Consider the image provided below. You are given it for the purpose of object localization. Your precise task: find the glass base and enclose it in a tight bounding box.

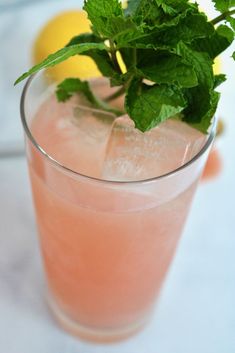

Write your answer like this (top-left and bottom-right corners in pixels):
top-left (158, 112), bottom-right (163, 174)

top-left (47, 294), bottom-right (151, 343)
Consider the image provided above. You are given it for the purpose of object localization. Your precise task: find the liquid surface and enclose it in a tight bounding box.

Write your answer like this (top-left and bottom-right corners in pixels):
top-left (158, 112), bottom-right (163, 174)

top-left (31, 93), bottom-right (206, 181)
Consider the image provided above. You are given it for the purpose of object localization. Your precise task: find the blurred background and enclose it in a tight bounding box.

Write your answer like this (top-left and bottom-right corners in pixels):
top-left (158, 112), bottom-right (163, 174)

top-left (0, 0), bottom-right (234, 352)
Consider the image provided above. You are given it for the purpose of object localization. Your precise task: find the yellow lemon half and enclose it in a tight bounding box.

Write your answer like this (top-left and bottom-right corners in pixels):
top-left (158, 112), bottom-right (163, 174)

top-left (33, 10), bottom-right (101, 81)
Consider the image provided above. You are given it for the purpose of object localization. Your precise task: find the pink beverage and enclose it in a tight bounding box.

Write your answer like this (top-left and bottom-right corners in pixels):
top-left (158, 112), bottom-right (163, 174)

top-left (22, 75), bottom-right (214, 341)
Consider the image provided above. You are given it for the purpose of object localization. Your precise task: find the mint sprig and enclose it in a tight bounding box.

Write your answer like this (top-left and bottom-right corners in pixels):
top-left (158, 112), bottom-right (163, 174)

top-left (15, 0), bottom-right (235, 133)
top-left (56, 78), bottom-right (123, 116)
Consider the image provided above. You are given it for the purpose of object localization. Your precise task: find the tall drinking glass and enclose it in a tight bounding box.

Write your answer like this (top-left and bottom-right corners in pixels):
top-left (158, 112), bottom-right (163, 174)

top-left (20, 72), bottom-right (215, 342)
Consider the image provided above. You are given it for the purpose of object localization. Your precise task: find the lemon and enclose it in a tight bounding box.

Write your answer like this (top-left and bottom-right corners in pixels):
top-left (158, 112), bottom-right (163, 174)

top-left (33, 10), bottom-right (101, 81)
top-left (214, 58), bottom-right (221, 74)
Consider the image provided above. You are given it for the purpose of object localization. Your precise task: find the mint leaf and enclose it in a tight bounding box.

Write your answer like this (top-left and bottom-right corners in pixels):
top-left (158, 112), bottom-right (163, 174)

top-left (155, 0), bottom-right (192, 16)
top-left (156, 0), bottom-right (177, 16)
top-left (125, 80), bottom-right (186, 132)
top-left (131, 0), bottom-right (195, 26)
top-left (84, 0), bottom-right (139, 44)
top-left (137, 52), bottom-right (198, 88)
top-left (56, 78), bottom-right (123, 116)
top-left (128, 0), bottom-right (164, 25)
top-left (183, 86), bottom-right (210, 130)
top-left (15, 43), bottom-right (107, 85)
top-left (214, 74), bottom-right (227, 88)
top-left (233, 51), bottom-right (235, 59)
top-left (67, 33), bottom-right (103, 46)
top-left (176, 42), bottom-right (214, 89)
top-left (217, 24), bottom-right (234, 41)
top-left (110, 17), bottom-right (138, 40)
top-left (84, 0), bottom-right (123, 20)
top-left (227, 15), bottom-right (235, 30)
top-left (56, 78), bottom-right (95, 102)
top-left (212, 0), bottom-right (235, 12)
top-left (83, 0), bottom-right (124, 37)
top-left (192, 24), bottom-right (234, 59)
top-left (185, 90), bottom-right (220, 133)
top-left (176, 42), bottom-right (216, 132)
top-left (158, 13), bottom-right (214, 46)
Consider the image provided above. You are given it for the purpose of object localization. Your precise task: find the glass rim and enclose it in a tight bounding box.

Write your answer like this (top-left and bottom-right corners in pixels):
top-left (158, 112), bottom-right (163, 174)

top-left (20, 73), bottom-right (216, 186)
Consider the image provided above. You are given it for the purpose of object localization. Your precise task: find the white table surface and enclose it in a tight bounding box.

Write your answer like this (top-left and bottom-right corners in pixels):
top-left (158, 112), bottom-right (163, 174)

top-left (0, 1), bottom-right (235, 352)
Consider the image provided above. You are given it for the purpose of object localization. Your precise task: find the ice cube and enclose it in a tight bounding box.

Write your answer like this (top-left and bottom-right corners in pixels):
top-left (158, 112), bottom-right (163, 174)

top-left (59, 105), bottom-right (116, 178)
top-left (32, 95), bottom-right (116, 178)
top-left (102, 116), bottom-right (207, 181)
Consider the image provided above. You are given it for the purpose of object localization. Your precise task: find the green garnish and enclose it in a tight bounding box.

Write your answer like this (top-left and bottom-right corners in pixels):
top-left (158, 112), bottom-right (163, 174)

top-left (56, 78), bottom-right (123, 116)
top-left (15, 0), bottom-right (235, 133)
